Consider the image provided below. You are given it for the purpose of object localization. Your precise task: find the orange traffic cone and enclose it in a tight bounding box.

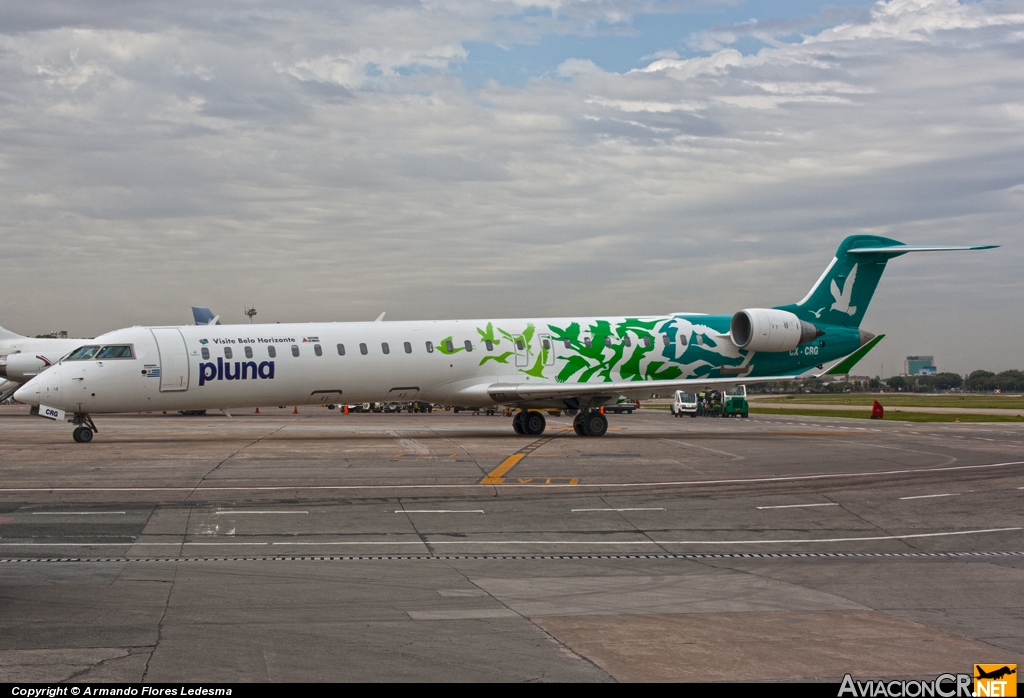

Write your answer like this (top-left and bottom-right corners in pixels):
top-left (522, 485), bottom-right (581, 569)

top-left (343, 405), bottom-right (349, 414)
top-left (293, 406), bottom-right (298, 414)
top-left (255, 407), bottom-right (260, 414)
top-left (600, 406), bottom-right (605, 415)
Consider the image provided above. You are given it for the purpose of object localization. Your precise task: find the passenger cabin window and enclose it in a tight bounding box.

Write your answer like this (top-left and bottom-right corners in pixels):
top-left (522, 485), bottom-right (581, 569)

top-left (291, 344), bottom-right (300, 357)
top-left (445, 340), bottom-right (454, 353)
top-left (66, 346), bottom-right (100, 360)
top-left (563, 339), bottom-right (572, 349)
top-left (662, 335), bottom-right (671, 347)
top-left (542, 338), bottom-right (551, 350)
top-left (314, 343), bottom-right (322, 357)
top-left (404, 342), bottom-right (412, 354)
top-left (583, 338), bottom-right (592, 349)
top-left (268, 345), bottom-right (277, 358)
top-left (642, 336), bottom-right (652, 348)
top-left (464, 340), bottom-right (472, 352)
top-left (695, 335), bottom-right (703, 346)
top-left (360, 343), bottom-right (368, 355)
top-left (623, 337), bottom-right (631, 348)
top-left (337, 343), bottom-right (345, 356)
top-left (425, 341), bottom-right (434, 353)
top-left (382, 342), bottom-right (390, 355)
top-left (680, 335), bottom-right (688, 345)
top-left (201, 347), bottom-right (210, 360)
top-left (604, 337), bottom-right (612, 348)
top-left (95, 345), bottom-right (133, 359)
top-left (244, 346), bottom-right (253, 359)
top-left (484, 340), bottom-right (494, 351)
top-left (224, 347), bottom-right (233, 360)
top-left (516, 339), bottom-right (525, 351)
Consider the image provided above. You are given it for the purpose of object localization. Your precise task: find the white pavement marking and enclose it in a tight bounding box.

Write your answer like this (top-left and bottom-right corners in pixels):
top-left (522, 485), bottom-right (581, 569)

top-left (399, 510), bottom-right (484, 514)
top-left (571, 508), bottom-right (665, 512)
top-left (1, 527), bottom-right (1018, 548)
top-left (214, 511), bottom-right (309, 515)
top-left (899, 494), bottom-right (959, 500)
top-left (756, 503), bottom-right (839, 510)
top-left (2, 460), bottom-right (1021, 492)
top-left (31, 512), bottom-right (126, 516)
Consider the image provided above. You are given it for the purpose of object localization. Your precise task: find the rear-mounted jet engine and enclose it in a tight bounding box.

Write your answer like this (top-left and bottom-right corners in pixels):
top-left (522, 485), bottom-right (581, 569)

top-left (730, 309), bottom-right (821, 353)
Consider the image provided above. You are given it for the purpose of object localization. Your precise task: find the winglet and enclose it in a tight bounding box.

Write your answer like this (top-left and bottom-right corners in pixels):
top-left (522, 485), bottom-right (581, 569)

top-left (375, 312), bottom-right (386, 322)
top-left (826, 333), bottom-right (885, 375)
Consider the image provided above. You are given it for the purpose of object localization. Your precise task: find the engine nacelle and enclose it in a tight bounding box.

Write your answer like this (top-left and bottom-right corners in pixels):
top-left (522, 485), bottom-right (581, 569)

top-left (0, 353), bottom-right (53, 382)
top-left (730, 309), bottom-right (819, 353)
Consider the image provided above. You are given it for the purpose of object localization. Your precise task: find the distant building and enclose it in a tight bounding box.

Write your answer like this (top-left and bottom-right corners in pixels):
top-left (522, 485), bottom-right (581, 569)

top-left (905, 356), bottom-right (937, 376)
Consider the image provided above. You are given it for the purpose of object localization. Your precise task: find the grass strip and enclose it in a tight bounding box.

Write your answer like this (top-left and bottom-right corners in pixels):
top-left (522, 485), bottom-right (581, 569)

top-left (749, 407), bottom-right (1024, 423)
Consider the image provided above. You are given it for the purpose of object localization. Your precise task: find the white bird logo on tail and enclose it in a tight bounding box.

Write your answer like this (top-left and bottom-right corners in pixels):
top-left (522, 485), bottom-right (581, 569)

top-left (830, 263), bottom-right (858, 316)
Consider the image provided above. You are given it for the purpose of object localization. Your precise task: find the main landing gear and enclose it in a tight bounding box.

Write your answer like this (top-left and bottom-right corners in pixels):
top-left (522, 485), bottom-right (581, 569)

top-left (573, 410), bottom-right (608, 437)
top-left (71, 413), bottom-right (98, 443)
top-left (512, 409), bottom-right (547, 436)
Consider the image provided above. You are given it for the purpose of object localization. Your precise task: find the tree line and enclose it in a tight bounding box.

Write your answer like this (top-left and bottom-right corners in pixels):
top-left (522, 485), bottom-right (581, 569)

top-left (753, 370), bottom-right (1024, 394)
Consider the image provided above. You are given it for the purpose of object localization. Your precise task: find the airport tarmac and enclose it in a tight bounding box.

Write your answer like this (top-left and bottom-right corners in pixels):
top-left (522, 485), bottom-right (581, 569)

top-left (1, 404), bottom-right (1022, 682)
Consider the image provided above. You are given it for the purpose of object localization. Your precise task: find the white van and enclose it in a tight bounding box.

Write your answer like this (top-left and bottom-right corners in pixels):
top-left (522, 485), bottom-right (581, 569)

top-left (671, 391), bottom-right (699, 417)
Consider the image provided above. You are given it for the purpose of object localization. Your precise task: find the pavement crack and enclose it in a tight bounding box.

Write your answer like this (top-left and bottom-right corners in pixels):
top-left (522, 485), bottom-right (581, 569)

top-left (141, 569), bottom-right (177, 682)
top-left (185, 419), bottom-right (298, 500)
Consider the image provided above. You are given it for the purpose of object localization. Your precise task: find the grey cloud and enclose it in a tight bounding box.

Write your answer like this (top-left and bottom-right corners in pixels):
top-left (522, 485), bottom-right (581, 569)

top-left (0, 0), bottom-right (1021, 376)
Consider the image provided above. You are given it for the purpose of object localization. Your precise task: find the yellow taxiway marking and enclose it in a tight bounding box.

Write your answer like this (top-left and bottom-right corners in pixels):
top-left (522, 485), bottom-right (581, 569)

top-left (480, 453), bottom-right (525, 484)
top-left (481, 430), bottom-right (574, 485)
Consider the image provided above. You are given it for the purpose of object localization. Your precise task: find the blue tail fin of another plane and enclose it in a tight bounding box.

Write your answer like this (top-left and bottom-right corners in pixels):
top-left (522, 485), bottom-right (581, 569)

top-left (191, 307), bottom-right (221, 325)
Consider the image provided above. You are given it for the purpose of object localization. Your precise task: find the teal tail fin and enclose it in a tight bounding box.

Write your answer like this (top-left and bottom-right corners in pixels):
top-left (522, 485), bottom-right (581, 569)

top-left (777, 235), bottom-right (997, 328)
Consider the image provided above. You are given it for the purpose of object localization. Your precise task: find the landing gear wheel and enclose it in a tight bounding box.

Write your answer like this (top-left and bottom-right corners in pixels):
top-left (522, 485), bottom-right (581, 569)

top-left (523, 411), bottom-right (546, 436)
top-left (512, 411), bottom-right (525, 434)
top-left (582, 411), bottom-right (608, 437)
top-left (73, 426), bottom-right (93, 443)
top-left (573, 413), bottom-right (586, 436)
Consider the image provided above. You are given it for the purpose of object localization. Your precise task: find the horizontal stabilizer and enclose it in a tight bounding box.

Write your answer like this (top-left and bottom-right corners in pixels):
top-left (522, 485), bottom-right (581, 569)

top-left (848, 245), bottom-right (998, 255)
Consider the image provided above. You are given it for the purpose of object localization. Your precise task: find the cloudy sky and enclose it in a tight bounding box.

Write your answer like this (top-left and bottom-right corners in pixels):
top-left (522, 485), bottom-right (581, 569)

top-left (1, 0), bottom-right (1021, 376)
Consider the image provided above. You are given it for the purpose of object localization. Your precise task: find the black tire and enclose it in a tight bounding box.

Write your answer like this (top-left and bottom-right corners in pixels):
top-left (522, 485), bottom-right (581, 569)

top-left (76, 427), bottom-right (93, 443)
top-left (690, 412), bottom-right (697, 418)
top-left (523, 411), bottom-right (546, 436)
top-left (583, 412), bottom-right (608, 437)
top-left (741, 413), bottom-right (748, 418)
top-left (72, 427), bottom-right (82, 443)
top-left (573, 414), bottom-right (586, 436)
top-left (512, 411), bottom-right (525, 435)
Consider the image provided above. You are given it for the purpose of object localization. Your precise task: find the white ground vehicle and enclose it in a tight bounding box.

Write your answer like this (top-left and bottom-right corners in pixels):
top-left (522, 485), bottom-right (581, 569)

top-left (671, 391), bottom-right (699, 418)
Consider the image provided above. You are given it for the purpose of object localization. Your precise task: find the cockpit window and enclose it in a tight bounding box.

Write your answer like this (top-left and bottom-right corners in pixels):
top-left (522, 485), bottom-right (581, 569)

top-left (65, 345), bottom-right (134, 361)
top-left (96, 345), bottom-right (134, 359)
top-left (65, 346), bottom-right (100, 360)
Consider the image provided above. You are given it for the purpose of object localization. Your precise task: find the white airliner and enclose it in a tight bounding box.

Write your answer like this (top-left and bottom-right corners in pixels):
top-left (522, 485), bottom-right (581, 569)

top-left (13, 235), bottom-right (995, 442)
top-left (0, 306), bottom-right (221, 403)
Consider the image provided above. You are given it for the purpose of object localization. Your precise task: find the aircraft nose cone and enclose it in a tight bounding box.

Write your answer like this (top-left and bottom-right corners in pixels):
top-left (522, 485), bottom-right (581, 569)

top-left (14, 366), bottom-right (62, 406)
top-left (13, 380), bottom-right (39, 405)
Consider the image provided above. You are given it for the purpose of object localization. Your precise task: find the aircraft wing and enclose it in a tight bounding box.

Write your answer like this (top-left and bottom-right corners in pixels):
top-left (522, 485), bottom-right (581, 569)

top-left (485, 374), bottom-right (807, 403)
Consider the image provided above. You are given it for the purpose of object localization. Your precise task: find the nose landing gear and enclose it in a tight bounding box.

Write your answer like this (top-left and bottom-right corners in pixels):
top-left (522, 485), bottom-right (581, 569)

top-left (71, 413), bottom-right (98, 443)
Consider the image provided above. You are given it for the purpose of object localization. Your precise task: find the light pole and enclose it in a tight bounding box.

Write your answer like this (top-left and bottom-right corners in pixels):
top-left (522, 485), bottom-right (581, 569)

top-left (244, 307), bottom-right (257, 324)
